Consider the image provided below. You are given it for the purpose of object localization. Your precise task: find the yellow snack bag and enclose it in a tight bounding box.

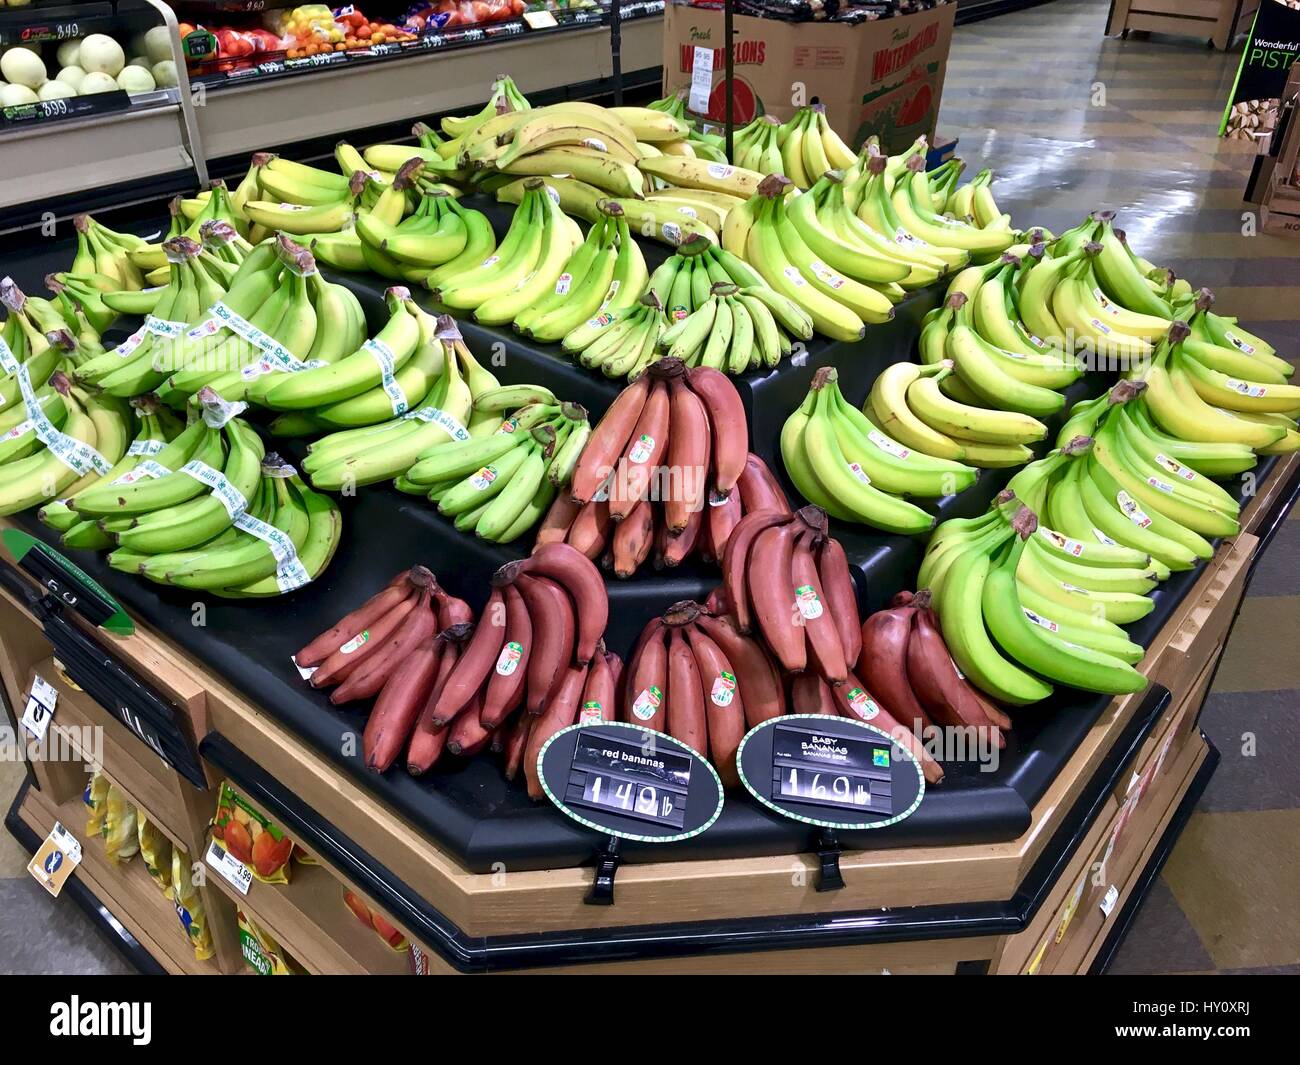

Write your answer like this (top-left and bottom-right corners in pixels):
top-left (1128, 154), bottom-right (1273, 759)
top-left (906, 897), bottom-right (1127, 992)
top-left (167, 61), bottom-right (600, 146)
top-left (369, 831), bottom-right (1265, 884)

top-left (137, 814), bottom-right (173, 898)
top-left (171, 847), bottom-right (214, 962)
top-left (237, 909), bottom-right (302, 975)
top-left (83, 771), bottom-right (110, 837)
top-left (102, 783), bottom-right (139, 865)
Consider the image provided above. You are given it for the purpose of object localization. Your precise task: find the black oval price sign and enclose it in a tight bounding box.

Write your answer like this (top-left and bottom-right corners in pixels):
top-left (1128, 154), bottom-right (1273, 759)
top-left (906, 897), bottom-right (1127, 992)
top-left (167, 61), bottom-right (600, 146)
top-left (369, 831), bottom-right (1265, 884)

top-left (737, 715), bottom-right (925, 831)
top-left (537, 722), bottom-right (724, 843)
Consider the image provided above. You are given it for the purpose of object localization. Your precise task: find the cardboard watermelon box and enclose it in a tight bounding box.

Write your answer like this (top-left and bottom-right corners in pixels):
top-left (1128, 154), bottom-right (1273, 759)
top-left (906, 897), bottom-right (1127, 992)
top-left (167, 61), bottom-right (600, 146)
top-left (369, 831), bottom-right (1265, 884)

top-left (661, 2), bottom-right (957, 155)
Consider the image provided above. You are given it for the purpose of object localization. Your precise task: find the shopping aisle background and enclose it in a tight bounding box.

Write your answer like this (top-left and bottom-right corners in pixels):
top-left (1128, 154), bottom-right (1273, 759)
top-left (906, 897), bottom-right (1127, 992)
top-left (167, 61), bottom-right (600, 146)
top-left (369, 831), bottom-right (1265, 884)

top-left (933, 0), bottom-right (1300, 975)
top-left (0, 0), bottom-right (1296, 974)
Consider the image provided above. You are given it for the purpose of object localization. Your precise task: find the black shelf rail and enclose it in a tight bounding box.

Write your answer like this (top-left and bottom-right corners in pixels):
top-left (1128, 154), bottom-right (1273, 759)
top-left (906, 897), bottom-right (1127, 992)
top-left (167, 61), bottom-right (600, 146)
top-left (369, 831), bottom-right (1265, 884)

top-left (198, 681), bottom-right (1179, 973)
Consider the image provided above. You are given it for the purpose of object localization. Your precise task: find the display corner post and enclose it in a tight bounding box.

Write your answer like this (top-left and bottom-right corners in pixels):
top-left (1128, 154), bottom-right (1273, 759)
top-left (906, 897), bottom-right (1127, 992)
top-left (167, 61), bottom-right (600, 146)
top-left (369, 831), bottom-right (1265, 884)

top-left (610, 1), bottom-right (624, 107)
top-left (725, 0), bottom-right (735, 159)
top-left (585, 834), bottom-right (623, 905)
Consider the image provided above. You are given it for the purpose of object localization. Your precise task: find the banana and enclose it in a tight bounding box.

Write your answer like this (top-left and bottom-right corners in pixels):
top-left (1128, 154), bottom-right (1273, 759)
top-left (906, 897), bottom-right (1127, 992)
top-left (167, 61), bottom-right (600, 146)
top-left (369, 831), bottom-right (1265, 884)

top-left (890, 158), bottom-right (1014, 255)
top-left (1091, 418), bottom-right (1238, 538)
top-left (1091, 215), bottom-right (1174, 321)
top-left (1174, 347), bottom-right (1300, 415)
top-left (1024, 535), bottom-right (1159, 594)
top-left (786, 174), bottom-right (910, 284)
top-left (781, 374), bottom-right (937, 534)
top-left (1111, 404), bottom-right (1242, 514)
top-left (260, 287), bottom-right (420, 410)
top-left (607, 106), bottom-right (689, 143)
top-left (746, 184), bottom-right (865, 341)
top-left (1084, 449), bottom-right (1213, 562)
top-left (985, 527), bottom-right (1147, 694)
top-left (222, 479), bottom-right (341, 597)
top-left (771, 199), bottom-right (895, 324)
top-left (946, 322), bottom-right (1065, 417)
top-left (243, 184), bottom-right (357, 234)
top-left (431, 187), bottom-right (543, 309)
top-left (906, 362), bottom-right (1048, 445)
top-left (1143, 352), bottom-right (1285, 449)
top-left (474, 185), bottom-right (571, 326)
top-left (0, 384), bottom-right (104, 515)
top-left (935, 530), bottom-right (1055, 705)
top-left (638, 156), bottom-right (768, 198)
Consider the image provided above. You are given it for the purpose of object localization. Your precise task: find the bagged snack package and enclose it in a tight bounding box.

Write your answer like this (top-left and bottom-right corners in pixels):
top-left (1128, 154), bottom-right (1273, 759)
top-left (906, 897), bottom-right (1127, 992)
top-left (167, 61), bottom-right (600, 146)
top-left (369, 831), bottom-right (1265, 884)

top-left (172, 847), bottom-right (215, 962)
top-left (343, 890), bottom-right (408, 952)
top-left (238, 909), bottom-right (303, 975)
top-left (83, 771), bottom-right (110, 837)
top-left (137, 814), bottom-right (174, 898)
top-left (102, 783), bottom-right (139, 865)
top-left (211, 782), bottom-right (294, 884)
top-left (292, 847), bottom-right (319, 867)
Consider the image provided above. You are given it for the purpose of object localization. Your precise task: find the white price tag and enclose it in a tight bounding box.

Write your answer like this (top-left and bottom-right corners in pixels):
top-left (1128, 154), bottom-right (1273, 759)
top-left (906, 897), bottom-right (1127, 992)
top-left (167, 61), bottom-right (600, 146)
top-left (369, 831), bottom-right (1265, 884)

top-left (290, 655), bottom-right (317, 681)
top-left (28, 821), bottom-right (82, 897)
top-left (523, 8), bottom-right (558, 28)
top-left (205, 838), bottom-right (252, 896)
top-left (1099, 884), bottom-right (1119, 917)
top-left (688, 46), bottom-right (714, 114)
top-left (20, 675), bottom-right (59, 741)
top-left (402, 405), bottom-right (470, 441)
top-left (180, 459), bottom-right (248, 519)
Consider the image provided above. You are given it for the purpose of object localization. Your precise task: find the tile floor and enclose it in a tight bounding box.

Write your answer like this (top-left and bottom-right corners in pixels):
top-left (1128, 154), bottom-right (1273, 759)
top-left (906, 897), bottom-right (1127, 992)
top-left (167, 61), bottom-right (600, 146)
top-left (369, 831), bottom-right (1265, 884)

top-left (0, 0), bottom-right (1295, 974)
top-left (936, 0), bottom-right (1299, 976)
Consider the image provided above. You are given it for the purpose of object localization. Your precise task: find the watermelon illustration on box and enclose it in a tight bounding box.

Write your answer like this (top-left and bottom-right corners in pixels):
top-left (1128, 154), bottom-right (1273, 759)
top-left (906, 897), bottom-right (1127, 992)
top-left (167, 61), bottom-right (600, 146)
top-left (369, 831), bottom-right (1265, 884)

top-left (856, 62), bottom-right (942, 155)
top-left (705, 75), bottom-right (763, 126)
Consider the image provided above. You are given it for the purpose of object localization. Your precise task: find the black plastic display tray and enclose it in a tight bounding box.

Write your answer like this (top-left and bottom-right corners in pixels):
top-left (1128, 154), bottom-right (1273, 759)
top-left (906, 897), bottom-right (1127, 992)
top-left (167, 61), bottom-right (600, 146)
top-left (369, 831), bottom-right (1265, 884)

top-left (1, 202), bottom-right (1292, 875)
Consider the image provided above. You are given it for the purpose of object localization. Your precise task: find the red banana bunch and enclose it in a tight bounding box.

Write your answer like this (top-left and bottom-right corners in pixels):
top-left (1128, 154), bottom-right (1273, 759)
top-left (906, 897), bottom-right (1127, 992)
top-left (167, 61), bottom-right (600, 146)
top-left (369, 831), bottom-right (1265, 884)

top-left (539, 360), bottom-right (762, 577)
top-left (624, 600), bottom-right (786, 786)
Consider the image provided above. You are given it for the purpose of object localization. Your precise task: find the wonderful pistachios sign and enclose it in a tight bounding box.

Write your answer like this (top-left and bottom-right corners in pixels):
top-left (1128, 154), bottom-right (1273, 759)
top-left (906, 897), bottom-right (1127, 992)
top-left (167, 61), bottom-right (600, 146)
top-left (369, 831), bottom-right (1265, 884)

top-left (1220, 2), bottom-right (1300, 138)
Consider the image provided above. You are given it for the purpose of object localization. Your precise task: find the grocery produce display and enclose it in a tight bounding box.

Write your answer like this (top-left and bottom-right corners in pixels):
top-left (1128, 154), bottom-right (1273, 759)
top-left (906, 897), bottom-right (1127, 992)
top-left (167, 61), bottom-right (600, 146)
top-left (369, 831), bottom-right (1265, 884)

top-left (0, 29), bottom-right (177, 105)
top-left (0, 69), bottom-right (1293, 854)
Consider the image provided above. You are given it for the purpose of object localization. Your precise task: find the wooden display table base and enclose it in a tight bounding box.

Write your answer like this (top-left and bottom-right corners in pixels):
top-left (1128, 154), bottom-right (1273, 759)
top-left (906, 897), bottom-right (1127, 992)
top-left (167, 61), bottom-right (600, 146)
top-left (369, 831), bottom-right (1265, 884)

top-left (2, 453), bottom-right (1296, 975)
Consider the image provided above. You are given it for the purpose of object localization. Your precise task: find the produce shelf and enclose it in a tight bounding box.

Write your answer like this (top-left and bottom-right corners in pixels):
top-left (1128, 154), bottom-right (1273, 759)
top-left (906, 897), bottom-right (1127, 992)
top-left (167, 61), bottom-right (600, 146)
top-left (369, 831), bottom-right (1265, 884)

top-left (199, 838), bottom-right (411, 975)
top-left (193, 684), bottom-right (1184, 972)
top-left (1089, 737), bottom-right (1218, 974)
top-left (0, 88), bottom-right (195, 217)
top-left (189, 7), bottom-right (664, 163)
top-left (5, 779), bottom-right (168, 975)
top-left (0, 190), bottom-right (1296, 878)
top-left (8, 779), bottom-right (228, 975)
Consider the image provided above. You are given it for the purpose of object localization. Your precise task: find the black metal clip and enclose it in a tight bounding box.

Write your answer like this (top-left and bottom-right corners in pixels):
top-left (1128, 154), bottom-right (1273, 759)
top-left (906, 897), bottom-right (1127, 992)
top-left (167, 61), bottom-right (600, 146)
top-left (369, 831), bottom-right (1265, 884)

top-left (815, 829), bottom-right (845, 892)
top-left (585, 835), bottom-right (622, 905)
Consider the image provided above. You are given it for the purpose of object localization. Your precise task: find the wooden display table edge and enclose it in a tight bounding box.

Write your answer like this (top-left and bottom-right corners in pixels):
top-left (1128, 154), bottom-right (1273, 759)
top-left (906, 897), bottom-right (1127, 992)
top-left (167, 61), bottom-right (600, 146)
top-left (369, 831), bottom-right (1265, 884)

top-left (1088, 735), bottom-right (1219, 974)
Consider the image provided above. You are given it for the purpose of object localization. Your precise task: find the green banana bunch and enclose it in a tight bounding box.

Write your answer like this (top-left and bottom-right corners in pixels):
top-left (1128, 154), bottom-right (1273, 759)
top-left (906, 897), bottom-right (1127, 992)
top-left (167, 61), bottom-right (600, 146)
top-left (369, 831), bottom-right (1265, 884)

top-left (562, 292), bottom-right (671, 379)
top-left (402, 390), bottom-right (591, 544)
top-left (0, 368), bottom-right (130, 516)
top-left (302, 326), bottom-right (494, 490)
top-left (780, 367), bottom-right (978, 534)
top-left (40, 393), bottom-right (182, 549)
top-left (919, 492), bottom-right (1150, 702)
top-left (72, 236), bottom-right (213, 398)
